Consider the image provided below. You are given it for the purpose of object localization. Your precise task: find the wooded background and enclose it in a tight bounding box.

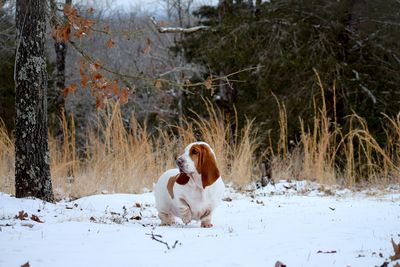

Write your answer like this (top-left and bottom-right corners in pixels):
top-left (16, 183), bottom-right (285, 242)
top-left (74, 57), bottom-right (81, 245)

top-left (1, 0), bottom-right (400, 198)
top-left (2, 0), bottom-right (399, 145)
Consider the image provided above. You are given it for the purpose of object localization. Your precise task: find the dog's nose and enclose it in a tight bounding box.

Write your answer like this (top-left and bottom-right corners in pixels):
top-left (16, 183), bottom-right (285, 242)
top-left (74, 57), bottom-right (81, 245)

top-left (176, 157), bottom-right (184, 166)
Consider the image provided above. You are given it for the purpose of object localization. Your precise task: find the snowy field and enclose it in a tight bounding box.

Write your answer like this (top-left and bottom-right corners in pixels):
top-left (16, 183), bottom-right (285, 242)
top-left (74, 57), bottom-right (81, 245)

top-left (1, 181), bottom-right (399, 267)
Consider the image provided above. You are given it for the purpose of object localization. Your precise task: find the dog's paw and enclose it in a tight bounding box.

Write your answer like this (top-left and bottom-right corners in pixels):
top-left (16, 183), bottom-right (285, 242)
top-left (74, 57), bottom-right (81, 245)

top-left (181, 212), bottom-right (192, 224)
top-left (201, 221), bottom-right (213, 228)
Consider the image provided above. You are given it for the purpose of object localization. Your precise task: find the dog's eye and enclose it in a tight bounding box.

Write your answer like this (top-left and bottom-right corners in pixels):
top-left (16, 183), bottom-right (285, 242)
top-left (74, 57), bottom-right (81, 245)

top-left (192, 149), bottom-right (198, 155)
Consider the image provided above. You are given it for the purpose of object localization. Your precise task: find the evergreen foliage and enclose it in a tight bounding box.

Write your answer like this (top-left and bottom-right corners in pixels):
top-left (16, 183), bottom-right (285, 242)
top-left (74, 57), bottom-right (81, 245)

top-left (178, 0), bottom-right (400, 145)
top-left (0, 3), bottom-right (15, 132)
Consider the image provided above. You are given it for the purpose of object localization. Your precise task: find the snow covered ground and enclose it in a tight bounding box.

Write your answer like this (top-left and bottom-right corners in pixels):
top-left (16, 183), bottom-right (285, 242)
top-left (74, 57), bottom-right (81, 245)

top-left (1, 181), bottom-right (399, 267)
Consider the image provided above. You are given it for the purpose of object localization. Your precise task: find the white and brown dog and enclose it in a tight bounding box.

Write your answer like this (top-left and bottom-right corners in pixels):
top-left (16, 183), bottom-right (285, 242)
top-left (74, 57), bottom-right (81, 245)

top-left (154, 142), bottom-right (225, 228)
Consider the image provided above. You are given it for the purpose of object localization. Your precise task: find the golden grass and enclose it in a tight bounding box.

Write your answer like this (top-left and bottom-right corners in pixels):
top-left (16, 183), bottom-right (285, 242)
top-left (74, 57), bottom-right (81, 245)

top-left (0, 119), bottom-right (14, 193)
top-left (270, 71), bottom-right (400, 186)
top-left (0, 101), bottom-right (259, 198)
top-left (1, 80), bottom-right (399, 198)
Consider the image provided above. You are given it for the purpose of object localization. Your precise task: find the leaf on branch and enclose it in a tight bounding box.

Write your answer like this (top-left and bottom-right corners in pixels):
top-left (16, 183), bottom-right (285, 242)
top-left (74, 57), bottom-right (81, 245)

top-left (111, 81), bottom-right (119, 95)
top-left (53, 24), bottom-right (71, 42)
top-left (63, 84), bottom-right (77, 96)
top-left (390, 238), bottom-right (400, 261)
top-left (81, 75), bottom-right (89, 88)
top-left (63, 3), bottom-right (73, 16)
top-left (90, 62), bottom-right (102, 72)
top-left (15, 210), bottom-right (28, 221)
top-left (142, 38), bottom-right (152, 54)
top-left (81, 19), bottom-right (95, 29)
top-left (74, 29), bottom-right (86, 38)
top-left (205, 76), bottom-right (213, 90)
top-left (119, 88), bottom-right (129, 104)
top-left (92, 73), bottom-right (103, 81)
top-left (107, 38), bottom-right (114, 48)
top-left (154, 79), bottom-right (162, 90)
top-left (63, 4), bottom-right (95, 40)
top-left (95, 96), bottom-right (105, 109)
top-left (143, 46), bottom-right (151, 54)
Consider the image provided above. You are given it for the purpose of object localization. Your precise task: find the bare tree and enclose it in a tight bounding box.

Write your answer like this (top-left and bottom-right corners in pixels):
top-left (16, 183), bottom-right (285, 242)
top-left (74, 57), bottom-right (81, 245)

top-left (15, 0), bottom-right (54, 201)
top-left (50, 0), bottom-right (72, 140)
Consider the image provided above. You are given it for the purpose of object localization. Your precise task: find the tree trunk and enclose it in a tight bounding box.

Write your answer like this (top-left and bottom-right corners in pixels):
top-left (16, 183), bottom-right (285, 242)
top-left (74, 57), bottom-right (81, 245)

top-left (15, 0), bottom-right (54, 202)
top-left (50, 0), bottom-right (72, 140)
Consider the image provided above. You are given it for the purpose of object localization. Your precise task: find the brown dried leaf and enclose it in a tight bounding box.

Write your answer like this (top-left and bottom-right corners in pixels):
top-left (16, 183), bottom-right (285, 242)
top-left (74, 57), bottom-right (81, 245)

top-left (119, 88), bottom-right (129, 105)
top-left (390, 238), bottom-right (400, 261)
top-left (74, 29), bottom-right (85, 39)
top-left (21, 262), bottom-right (30, 267)
top-left (30, 214), bottom-right (44, 223)
top-left (53, 24), bottom-right (71, 42)
top-left (111, 81), bottom-right (119, 95)
top-left (15, 210), bottom-right (28, 220)
top-left (154, 79), bottom-right (162, 90)
top-left (394, 263), bottom-right (400, 267)
top-left (81, 75), bottom-right (89, 88)
top-left (130, 215), bottom-right (142, 220)
top-left (92, 73), bottom-right (103, 81)
top-left (63, 3), bottom-right (73, 16)
top-left (95, 96), bottom-right (105, 109)
top-left (90, 62), bottom-right (102, 71)
top-left (107, 38), bottom-right (114, 48)
top-left (135, 203), bottom-right (141, 208)
top-left (82, 19), bottom-right (95, 29)
top-left (204, 76), bottom-right (212, 90)
top-left (146, 37), bottom-right (152, 46)
top-left (143, 46), bottom-right (151, 54)
top-left (63, 84), bottom-right (77, 96)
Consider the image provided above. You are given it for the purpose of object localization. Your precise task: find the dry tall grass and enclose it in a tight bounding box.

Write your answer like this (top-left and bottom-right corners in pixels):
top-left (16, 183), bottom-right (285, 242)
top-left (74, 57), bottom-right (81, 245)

top-left (0, 120), bottom-right (14, 193)
top-left (0, 101), bottom-right (259, 199)
top-left (1, 83), bottom-right (400, 198)
top-left (270, 72), bottom-right (400, 186)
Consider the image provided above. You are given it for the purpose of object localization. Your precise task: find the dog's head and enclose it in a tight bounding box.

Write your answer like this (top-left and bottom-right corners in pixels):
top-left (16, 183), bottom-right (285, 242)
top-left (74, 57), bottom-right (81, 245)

top-left (176, 142), bottom-right (220, 189)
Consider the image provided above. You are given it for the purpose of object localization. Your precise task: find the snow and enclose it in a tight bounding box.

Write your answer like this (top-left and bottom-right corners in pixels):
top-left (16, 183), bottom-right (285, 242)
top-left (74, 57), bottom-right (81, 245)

top-left (1, 181), bottom-right (399, 267)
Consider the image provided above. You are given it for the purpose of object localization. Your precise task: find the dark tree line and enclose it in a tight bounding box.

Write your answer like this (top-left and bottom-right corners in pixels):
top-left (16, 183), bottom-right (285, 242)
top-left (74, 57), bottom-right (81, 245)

top-left (178, 0), bottom-right (400, 145)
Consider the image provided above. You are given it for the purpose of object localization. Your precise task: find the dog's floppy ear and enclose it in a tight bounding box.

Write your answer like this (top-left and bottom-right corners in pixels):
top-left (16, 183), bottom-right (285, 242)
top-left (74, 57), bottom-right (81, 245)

top-left (199, 145), bottom-right (220, 188)
top-left (167, 172), bottom-right (190, 198)
top-left (176, 172), bottom-right (190, 185)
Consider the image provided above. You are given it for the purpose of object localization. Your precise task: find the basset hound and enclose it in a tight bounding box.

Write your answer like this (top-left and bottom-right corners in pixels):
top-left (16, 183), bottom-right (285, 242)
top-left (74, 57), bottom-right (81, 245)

top-left (154, 142), bottom-right (225, 228)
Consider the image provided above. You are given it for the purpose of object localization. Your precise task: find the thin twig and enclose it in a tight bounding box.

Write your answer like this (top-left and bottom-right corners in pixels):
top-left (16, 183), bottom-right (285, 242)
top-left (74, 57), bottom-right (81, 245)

top-left (147, 231), bottom-right (170, 250)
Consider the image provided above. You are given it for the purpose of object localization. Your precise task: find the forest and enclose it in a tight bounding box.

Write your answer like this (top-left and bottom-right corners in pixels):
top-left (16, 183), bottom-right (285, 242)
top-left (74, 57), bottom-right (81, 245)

top-left (1, 0), bottom-right (400, 199)
top-left (1, 1), bottom-right (400, 266)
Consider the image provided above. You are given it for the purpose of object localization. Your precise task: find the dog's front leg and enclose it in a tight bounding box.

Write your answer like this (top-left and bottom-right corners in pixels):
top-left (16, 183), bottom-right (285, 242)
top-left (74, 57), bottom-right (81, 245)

top-left (178, 198), bottom-right (192, 224)
top-left (200, 209), bottom-right (213, 228)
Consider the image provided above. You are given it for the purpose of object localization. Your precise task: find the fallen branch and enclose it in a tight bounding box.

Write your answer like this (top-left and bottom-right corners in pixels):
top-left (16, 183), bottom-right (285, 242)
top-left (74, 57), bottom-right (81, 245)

top-left (146, 231), bottom-right (180, 250)
top-left (150, 16), bottom-right (210, 34)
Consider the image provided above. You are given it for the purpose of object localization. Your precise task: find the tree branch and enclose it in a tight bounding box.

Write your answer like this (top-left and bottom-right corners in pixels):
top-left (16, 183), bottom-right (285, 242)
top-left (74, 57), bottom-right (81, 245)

top-left (150, 16), bottom-right (210, 34)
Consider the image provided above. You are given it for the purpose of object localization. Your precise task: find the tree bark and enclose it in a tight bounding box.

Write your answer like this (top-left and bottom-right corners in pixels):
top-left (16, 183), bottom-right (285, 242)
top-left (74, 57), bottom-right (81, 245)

top-left (15, 0), bottom-right (54, 202)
